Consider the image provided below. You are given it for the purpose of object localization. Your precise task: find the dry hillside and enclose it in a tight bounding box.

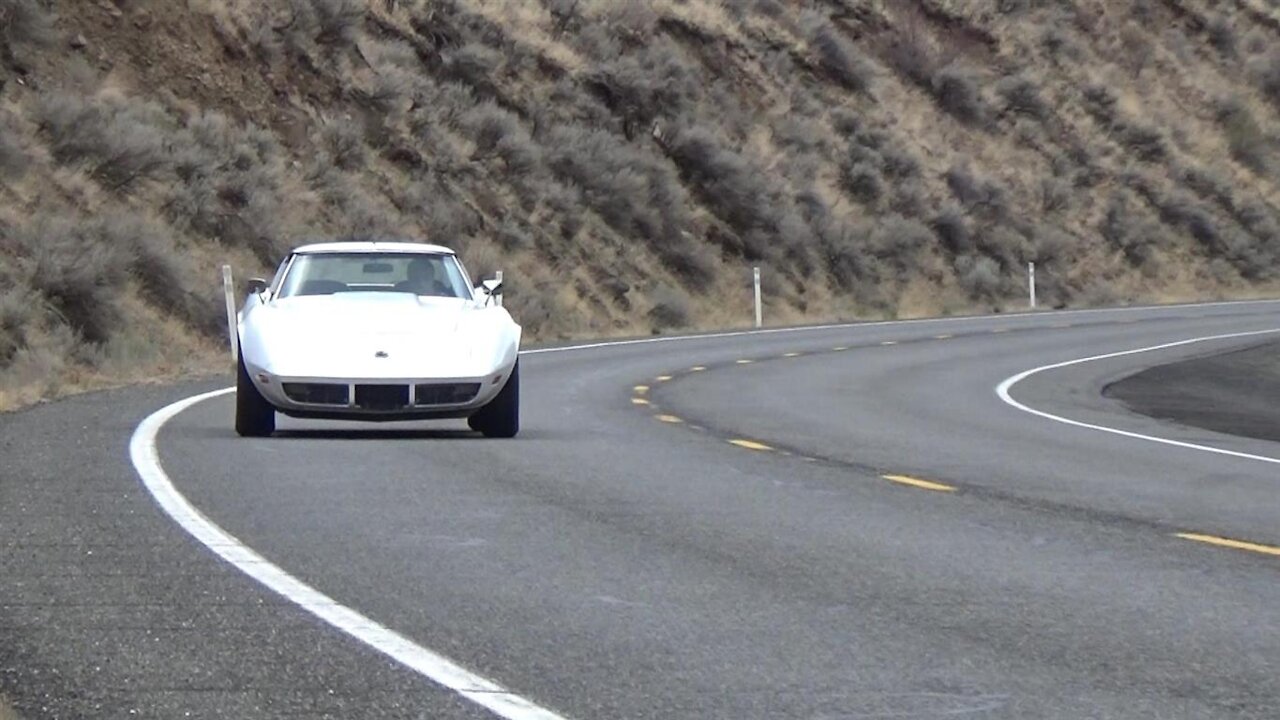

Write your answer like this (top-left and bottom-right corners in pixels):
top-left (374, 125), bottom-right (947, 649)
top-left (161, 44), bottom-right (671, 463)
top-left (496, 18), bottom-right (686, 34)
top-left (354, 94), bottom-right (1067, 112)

top-left (2, 0), bottom-right (1280, 407)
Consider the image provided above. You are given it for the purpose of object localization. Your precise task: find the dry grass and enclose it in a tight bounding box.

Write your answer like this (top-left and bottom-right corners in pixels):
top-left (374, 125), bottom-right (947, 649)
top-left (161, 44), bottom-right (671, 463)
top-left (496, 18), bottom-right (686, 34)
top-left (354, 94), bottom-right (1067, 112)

top-left (0, 695), bottom-right (19, 720)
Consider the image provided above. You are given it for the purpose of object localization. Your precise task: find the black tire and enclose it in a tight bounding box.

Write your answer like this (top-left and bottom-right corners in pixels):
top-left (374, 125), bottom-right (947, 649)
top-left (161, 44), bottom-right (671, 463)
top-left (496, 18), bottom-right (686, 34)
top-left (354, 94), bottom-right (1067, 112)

top-left (467, 361), bottom-right (519, 438)
top-left (235, 346), bottom-right (275, 437)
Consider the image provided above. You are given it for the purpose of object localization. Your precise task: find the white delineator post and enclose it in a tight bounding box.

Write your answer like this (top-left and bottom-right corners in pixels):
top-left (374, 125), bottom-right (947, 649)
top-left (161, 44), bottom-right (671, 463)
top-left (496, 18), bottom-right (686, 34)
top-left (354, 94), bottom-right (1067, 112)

top-left (753, 266), bottom-right (762, 329)
top-left (1028, 262), bottom-right (1037, 310)
top-left (494, 270), bottom-right (504, 308)
top-left (222, 264), bottom-right (238, 362)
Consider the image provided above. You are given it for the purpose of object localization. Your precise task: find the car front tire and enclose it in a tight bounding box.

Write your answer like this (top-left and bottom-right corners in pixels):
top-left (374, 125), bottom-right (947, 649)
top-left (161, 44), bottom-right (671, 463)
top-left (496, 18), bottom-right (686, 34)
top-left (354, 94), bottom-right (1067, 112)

top-left (235, 345), bottom-right (276, 438)
top-left (468, 361), bottom-right (519, 438)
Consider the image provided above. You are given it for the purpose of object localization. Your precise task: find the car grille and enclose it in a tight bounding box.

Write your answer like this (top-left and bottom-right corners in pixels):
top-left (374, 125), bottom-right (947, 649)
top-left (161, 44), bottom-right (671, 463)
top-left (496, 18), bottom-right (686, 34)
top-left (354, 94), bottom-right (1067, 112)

top-left (414, 382), bottom-right (481, 405)
top-left (282, 383), bottom-right (349, 405)
top-left (354, 384), bottom-right (411, 410)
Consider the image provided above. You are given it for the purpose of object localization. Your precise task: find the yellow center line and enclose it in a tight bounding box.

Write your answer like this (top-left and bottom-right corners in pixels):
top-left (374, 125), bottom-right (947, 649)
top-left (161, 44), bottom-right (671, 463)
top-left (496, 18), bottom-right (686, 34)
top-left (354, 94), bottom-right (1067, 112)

top-left (883, 474), bottom-right (957, 492)
top-left (736, 359), bottom-right (754, 365)
top-left (655, 415), bottom-right (684, 424)
top-left (1175, 533), bottom-right (1280, 557)
top-left (631, 397), bottom-right (650, 406)
top-left (880, 341), bottom-right (897, 346)
top-left (729, 439), bottom-right (773, 451)
top-left (832, 346), bottom-right (849, 351)
top-left (690, 366), bottom-right (706, 372)
top-left (655, 375), bottom-right (673, 382)
top-left (783, 352), bottom-right (802, 358)
top-left (934, 334), bottom-right (953, 340)
top-left (633, 385), bottom-right (649, 395)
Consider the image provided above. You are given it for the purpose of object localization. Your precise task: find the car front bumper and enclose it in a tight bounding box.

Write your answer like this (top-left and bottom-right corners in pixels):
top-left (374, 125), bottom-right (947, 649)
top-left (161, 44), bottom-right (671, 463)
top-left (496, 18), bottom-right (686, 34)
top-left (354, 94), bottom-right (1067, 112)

top-left (246, 365), bottom-right (514, 421)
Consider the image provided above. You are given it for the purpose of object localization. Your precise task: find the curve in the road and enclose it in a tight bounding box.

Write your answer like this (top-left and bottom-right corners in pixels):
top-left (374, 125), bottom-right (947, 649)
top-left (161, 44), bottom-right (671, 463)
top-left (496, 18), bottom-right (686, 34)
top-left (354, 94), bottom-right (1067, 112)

top-left (630, 325), bottom-right (1280, 560)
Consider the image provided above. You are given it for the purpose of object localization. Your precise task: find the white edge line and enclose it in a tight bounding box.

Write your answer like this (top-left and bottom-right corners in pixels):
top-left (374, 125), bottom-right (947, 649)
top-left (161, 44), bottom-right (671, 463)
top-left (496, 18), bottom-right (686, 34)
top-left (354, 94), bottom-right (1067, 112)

top-left (129, 388), bottom-right (571, 720)
top-left (995, 328), bottom-right (1280, 465)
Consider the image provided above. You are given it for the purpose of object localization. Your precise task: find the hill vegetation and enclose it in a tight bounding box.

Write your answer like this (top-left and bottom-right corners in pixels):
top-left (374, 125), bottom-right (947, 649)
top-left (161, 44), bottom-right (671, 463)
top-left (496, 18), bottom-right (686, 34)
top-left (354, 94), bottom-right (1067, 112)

top-left (2, 0), bottom-right (1280, 406)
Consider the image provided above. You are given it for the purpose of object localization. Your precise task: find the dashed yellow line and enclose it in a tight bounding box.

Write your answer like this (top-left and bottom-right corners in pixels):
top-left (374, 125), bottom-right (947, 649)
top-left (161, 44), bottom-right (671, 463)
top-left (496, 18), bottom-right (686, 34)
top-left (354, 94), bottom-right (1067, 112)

top-left (880, 341), bottom-right (897, 346)
top-left (736, 359), bottom-right (754, 365)
top-left (832, 346), bottom-right (849, 351)
top-left (934, 334), bottom-right (954, 340)
top-left (1175, 533), bottom-right (1280, 557)
top-left (729, 439), bottom-right (773, 451)
top-left (631, 397), bottom-right (650, 406)
top-left (655, 375), bottom-right (673, 382)
top-left (783, 352), bottom-right (802, 358)
top-left (883, 474), bottom-right (957, 492)
top-left (633, 385), bottom-right (649, 395)
top-left (655, 414), bottom-right (684, 424)
top-left (690, 366), bottom-right (706, 372)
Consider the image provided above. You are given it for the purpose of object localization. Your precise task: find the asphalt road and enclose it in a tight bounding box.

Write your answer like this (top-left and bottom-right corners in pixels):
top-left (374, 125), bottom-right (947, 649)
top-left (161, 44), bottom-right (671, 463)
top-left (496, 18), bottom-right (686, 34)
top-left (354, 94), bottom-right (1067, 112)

top-left (4, 300), bottom-right (1280, 719)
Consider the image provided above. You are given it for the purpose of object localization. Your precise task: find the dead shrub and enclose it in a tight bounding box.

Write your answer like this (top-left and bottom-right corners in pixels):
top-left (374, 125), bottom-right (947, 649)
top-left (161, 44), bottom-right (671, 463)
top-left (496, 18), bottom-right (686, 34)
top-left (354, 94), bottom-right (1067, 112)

top-left (0, 284), bottom-right (33, 366)
top-left (0, 0), bottom-right (56, 60)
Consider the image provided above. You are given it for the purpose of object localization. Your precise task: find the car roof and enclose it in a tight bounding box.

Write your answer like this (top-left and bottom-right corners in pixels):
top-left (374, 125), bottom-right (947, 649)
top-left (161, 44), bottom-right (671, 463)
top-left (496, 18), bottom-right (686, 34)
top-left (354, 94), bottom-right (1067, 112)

top-left (292, 241), bottom-right (456, 256)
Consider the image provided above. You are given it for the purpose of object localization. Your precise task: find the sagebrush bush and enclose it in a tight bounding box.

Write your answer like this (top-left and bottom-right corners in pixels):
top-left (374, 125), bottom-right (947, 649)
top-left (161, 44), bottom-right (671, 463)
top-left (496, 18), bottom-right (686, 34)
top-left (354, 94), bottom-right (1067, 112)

top-left (586, 38), bottom-right (701, 127)
top-left (0, 112), bottom-right (27, 180)
top-left (35, 93), bottom-right (174, 192)
top-left (803, 12), bottom-right (873, 93)
top-left (19, 213), bottom-right (131, 344)
top-left (0, 0), bottom-right (56, 57)
top-left (945, 165), bottom-right (1007, 219)
top-left (1116, 122), bottom-right (1166, 162)
top-left (955, 254), bottom-right (1003, 300)
top-left (1216, 99), bottom-right (1269, 173)
top-left (931, 65), bottom-right (987, 126)
top-left (0, 285), bottom-right (32, 366)
top-left (319, 115), bottom-right (367, 170)
top-left (666, 126), bottom-right (791, 259)
top-left (996, 75), bottom-right (1048, 121)
top-left (1252, 50), bottom-right (1280, 110)
top-left (932, 207), bottom-right (973, 254)
top-left (842, 161), bottom-right (883, 204)
top-left (546, 124), bottom-right (701, 278)
top-left (647, 283), bottom-right (691, 330)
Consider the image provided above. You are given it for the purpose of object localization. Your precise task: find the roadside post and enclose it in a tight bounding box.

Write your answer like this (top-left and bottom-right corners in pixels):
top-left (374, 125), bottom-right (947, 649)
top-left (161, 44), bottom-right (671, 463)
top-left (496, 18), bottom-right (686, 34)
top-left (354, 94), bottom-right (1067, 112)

top-left (222, 264), bottom-right (238, 362)
top-left (1028, 262), bottom-right (1037, 310)
top-left (753, 266), bottom-right (762, 328)
top-left (494, 270), bottom-right (504, 308)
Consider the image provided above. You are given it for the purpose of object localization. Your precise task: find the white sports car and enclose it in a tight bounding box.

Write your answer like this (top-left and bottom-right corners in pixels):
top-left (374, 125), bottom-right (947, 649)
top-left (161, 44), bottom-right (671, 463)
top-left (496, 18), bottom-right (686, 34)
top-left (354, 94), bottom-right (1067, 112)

top-left (235, 241), bottom-right (521, 438)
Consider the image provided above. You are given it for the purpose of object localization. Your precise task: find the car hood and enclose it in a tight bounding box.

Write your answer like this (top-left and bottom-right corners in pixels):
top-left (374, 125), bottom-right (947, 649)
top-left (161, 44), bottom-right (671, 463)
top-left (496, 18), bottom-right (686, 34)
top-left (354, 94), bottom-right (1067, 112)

top-left (245, 293), bottom-right (518, 379)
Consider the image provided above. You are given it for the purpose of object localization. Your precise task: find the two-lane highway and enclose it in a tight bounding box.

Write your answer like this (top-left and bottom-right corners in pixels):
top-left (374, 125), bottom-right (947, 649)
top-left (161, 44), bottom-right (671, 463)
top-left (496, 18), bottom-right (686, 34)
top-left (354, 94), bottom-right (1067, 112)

top-left (5, 300), bottom-right (1280, 719)
top-left (141, 300), bottom-right (1280, 719)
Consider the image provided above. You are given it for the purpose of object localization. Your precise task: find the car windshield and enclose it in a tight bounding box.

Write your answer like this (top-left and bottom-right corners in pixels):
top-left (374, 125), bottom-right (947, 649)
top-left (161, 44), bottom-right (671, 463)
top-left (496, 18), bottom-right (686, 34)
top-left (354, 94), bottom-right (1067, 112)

top-left (276, 253), bottom-right (473, 299)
